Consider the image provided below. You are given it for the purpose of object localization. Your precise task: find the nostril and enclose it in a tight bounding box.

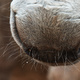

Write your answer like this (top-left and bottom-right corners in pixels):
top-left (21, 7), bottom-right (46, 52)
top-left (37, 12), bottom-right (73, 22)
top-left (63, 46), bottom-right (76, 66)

top-left (24, 47), bottom-right (79, 64)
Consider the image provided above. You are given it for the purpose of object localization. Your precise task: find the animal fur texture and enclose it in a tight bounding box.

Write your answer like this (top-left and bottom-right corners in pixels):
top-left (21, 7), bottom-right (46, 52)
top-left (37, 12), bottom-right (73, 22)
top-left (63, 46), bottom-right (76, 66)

top-left (10, 0), bottom-right (80, 51)
top-left (10, 0), bottom-right (80, 64)
top-left (0, 0), bottom-right (80, 80)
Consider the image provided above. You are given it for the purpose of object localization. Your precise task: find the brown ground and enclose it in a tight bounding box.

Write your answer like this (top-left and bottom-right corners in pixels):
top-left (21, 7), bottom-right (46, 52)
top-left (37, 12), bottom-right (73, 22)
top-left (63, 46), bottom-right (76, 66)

top-left (0, 0), bottom-right (80, 80)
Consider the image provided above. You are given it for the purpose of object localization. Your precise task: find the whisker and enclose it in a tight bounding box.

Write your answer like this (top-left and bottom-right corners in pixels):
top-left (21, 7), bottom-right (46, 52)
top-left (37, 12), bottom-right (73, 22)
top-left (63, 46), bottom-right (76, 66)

top-left (0, 2), bottom-right (10, 9)
top-left (67, 59), bottom-right (80, 72)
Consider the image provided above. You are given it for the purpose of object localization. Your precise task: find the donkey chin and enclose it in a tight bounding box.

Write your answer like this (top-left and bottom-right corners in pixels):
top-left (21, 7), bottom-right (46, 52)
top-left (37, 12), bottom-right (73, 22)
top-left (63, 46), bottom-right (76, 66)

top-left (10, 0), bottom-right (80, 66)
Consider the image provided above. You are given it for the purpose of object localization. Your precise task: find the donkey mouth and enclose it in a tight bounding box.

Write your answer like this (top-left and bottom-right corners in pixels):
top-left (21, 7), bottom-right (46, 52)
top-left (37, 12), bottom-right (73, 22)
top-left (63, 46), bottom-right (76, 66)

top-left (24, 47), bottom-right (80, 65)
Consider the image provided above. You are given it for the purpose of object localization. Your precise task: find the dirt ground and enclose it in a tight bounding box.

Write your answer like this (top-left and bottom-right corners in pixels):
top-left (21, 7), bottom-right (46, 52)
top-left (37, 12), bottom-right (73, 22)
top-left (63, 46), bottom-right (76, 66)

top-left (0, 0), bottom-right (80, 80)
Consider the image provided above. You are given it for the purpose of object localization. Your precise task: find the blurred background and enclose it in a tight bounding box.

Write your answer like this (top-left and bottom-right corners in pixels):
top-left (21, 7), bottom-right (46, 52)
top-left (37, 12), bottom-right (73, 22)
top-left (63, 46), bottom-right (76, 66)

top-left (0, 0), bottom-right (11, 52)
top-left (0, 0), bottom-right (20, 68)
top-left (0, 0), bottom-right (12, 79)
